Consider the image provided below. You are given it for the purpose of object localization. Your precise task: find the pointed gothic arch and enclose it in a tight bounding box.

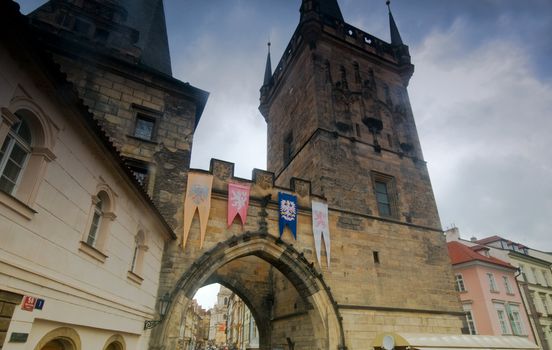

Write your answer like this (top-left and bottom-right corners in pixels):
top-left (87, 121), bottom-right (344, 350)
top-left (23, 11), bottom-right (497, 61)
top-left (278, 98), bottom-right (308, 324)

top-left (151, 232), bottom-right (346, 350)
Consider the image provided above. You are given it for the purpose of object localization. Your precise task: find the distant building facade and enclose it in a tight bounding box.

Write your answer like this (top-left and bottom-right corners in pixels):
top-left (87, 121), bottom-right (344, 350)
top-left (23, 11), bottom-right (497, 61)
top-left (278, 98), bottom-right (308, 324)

top-left (179, 300), bottom-right (209, 350)
top-left (208, 287), bottom-right (232, 347)
top-left (226, 293), bottom-right (259, 350)
top-left (447, 241), bottom-right (533, 341)
top-left (447, 229), bottom-right (552, 350)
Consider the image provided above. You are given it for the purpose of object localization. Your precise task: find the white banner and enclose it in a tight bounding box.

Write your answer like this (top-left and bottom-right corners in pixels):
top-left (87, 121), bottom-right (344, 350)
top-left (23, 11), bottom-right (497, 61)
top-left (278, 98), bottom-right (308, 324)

top-left (312, 200), bottom-right (330, 268)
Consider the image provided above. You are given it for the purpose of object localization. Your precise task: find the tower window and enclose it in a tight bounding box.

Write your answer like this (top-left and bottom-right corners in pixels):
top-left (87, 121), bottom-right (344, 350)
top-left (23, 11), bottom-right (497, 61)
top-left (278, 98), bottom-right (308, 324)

top-left (134, 114), bottom-right (156, 141)
top-left (375, 181), bottom-right (391, 216)
top-left (373, 251), bottom-right (380, 264)
top-left (283, 132), bottom-right (293, 166)
top-left (125, 158), bottom-right (149, 187)
top-left (371, 172), bottom-right (397, 218)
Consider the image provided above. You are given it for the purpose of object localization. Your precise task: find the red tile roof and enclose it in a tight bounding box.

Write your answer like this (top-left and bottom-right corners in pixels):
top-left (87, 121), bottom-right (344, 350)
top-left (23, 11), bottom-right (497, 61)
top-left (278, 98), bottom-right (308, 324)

top-left (447, 241), bottom-right (515, 269)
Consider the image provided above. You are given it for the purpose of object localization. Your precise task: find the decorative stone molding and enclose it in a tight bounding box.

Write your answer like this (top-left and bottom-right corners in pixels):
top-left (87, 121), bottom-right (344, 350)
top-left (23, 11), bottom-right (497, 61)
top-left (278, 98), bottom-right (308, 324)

top-left (127, 270), bottom-right (144, 285)
top-left (0, 190), bottom-right (36, 220)
top-left (78, 241), bottom-right (108, 263)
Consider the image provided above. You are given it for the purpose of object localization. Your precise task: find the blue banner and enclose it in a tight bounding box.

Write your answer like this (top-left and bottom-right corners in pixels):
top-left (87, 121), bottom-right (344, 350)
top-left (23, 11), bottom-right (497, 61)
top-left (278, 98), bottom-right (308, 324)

top-left (278, 192), bottom-right (297, 239)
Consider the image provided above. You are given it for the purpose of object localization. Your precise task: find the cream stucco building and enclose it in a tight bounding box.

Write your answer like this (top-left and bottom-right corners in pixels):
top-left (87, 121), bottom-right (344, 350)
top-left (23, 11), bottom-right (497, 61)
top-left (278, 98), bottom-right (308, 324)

top-left (0, 2), bottom-right (177, 349)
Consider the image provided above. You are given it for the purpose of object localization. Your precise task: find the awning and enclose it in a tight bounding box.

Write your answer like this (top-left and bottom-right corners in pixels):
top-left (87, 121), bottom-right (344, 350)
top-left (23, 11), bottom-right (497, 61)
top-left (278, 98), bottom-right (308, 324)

top-left (372, 332), bottom-right (538, 350)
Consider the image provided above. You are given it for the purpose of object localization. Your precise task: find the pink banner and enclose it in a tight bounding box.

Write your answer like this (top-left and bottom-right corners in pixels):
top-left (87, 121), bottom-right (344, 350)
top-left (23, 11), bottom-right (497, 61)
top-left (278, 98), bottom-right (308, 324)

top-left (227, 183), bottom-right (250, 227)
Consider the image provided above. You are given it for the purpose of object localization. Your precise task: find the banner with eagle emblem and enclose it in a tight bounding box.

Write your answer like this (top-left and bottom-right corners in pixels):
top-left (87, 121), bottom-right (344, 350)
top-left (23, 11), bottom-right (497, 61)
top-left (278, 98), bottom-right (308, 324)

top-left (278, 192), bottom-right (298, 239)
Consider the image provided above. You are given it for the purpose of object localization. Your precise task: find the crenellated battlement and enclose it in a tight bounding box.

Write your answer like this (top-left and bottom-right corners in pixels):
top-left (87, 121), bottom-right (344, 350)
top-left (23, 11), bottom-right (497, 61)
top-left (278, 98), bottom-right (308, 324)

top-left (265, 15), bottom-right (411, 105)
top-left (187, 159), bottom-right (322, 210)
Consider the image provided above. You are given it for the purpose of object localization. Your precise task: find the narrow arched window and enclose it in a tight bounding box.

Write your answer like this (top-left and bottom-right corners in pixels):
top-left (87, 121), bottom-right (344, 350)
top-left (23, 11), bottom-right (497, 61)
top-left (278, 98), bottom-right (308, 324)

top-left (86, 197), bottom-right (103, 246)
top-left (0, 119), bottom-right (32, 194)
top-left (81, 189), bottom-right (115, 261)
top-left (130, 238), bottom-right (139, 272)
top-left (130, 230), bottom-right (146, 276)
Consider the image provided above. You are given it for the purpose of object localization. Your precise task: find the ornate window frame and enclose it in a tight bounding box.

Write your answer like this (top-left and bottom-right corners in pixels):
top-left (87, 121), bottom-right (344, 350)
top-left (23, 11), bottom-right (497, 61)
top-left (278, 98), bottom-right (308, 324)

top-left (0, 98), bottom-right (58, 219)
top-left (127, 228), bottom-right (148, 284)
top-left (371, 171), bottom-right (398, 219)
top-left (79, 184), bottom-right (117, 263)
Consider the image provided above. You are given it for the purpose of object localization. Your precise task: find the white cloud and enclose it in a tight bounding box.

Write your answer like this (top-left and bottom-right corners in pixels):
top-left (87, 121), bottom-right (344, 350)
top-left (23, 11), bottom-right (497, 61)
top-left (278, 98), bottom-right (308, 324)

top-left (172, 31), bottom-right (268, 179)
top-left (410, 20), bottom-right (552, 250)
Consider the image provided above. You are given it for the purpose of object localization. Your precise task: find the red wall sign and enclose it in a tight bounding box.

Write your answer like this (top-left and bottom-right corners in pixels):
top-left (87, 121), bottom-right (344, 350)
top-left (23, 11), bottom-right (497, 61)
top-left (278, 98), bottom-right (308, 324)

top-left (21, 296), bottom-right (36, 311)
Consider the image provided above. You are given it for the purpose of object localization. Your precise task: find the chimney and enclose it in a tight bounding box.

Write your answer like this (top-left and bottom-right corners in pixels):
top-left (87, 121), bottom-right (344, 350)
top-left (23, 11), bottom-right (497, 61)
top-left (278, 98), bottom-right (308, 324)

top-left (445, 227), bottom-right (460, 242)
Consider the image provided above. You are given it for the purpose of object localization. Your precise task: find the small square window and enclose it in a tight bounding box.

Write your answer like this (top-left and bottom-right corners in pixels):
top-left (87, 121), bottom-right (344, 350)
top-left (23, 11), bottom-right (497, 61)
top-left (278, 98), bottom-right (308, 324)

top-left (134, 114), bottom-right (156, 141)
top-left (373, 251), bottom-right (380, 264)
top-left (124, 158), bottom-right (149, 188)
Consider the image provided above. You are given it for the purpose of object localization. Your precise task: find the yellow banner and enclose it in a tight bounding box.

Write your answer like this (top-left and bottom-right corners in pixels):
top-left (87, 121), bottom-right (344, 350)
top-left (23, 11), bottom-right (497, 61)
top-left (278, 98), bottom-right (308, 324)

top-left (182, 173), bottom-right (213, 248)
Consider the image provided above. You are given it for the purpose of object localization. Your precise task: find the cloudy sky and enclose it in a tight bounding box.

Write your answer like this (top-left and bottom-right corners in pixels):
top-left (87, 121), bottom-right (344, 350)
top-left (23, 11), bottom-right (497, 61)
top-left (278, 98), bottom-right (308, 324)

top-left (173, 0), bottom-right (552, 253)
top-left (165, 0), bottom-right (552, 253)
top-left (18, 0), bottom-right (551, 262)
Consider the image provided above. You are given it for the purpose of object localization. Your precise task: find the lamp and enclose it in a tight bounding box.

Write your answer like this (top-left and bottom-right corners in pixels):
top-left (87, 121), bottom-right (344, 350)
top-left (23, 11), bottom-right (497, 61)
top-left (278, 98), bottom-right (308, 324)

top-left (144, 292), bottom-right (171, 330)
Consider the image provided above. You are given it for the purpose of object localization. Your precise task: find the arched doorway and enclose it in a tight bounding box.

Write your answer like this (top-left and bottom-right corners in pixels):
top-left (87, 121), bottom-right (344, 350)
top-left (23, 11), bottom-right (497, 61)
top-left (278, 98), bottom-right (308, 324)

top-left (102, 334), bottom-right (126, 350)
top-left (151, 232), bottom-right (345, 350)
top-left (34, 327), bottom-right (80, 350)
top-left (41, 339), bottom-right (74, 350)
top-left (105, 342), bottom-right (123, 350)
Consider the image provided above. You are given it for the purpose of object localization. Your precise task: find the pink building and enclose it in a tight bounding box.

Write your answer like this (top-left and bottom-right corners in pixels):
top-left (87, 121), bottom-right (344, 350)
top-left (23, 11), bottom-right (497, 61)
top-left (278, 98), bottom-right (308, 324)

top-left (448, 241), bottom-right (535, 342)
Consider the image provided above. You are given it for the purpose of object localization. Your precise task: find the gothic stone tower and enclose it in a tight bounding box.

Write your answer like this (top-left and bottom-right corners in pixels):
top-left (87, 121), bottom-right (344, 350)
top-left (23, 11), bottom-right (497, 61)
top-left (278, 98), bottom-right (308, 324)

top-left (27, 0), bottom-right (208, 228)
top-left (258, 1), bottom-right (463, 348)
top-left (260, 0), bottom-right (438, 229)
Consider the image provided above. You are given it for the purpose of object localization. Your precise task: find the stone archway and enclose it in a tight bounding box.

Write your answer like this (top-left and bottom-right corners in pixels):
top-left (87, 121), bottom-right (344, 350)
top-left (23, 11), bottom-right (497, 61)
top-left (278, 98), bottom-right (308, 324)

top-left (150, 232), bottom-right (345, 350)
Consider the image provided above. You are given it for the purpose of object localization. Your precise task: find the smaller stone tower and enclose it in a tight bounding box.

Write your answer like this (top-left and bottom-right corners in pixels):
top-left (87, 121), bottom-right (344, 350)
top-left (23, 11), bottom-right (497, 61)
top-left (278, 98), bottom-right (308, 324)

top-left (28, 0), bottom-right (208, 228)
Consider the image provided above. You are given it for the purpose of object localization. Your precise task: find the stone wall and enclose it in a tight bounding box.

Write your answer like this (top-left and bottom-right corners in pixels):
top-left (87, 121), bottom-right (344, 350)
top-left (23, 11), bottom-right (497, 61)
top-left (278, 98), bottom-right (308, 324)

top-left (48, 52), bottom-right (202, 229)
top-left (153, 159), bottom-right (463, 350)
top-left (0, 291), bottom-right (22, 350)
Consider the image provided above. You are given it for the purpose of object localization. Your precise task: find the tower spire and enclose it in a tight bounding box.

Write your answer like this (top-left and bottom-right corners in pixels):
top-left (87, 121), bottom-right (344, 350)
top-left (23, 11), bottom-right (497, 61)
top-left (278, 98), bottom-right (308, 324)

top-left (301, 0), bottom-right (344, 22)
top-left (29, 0), bottom-right (173, 75)
top-left (386, 0), bottom-right (404, 46)
top-left (263, 42), bottom-right (273, 87)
